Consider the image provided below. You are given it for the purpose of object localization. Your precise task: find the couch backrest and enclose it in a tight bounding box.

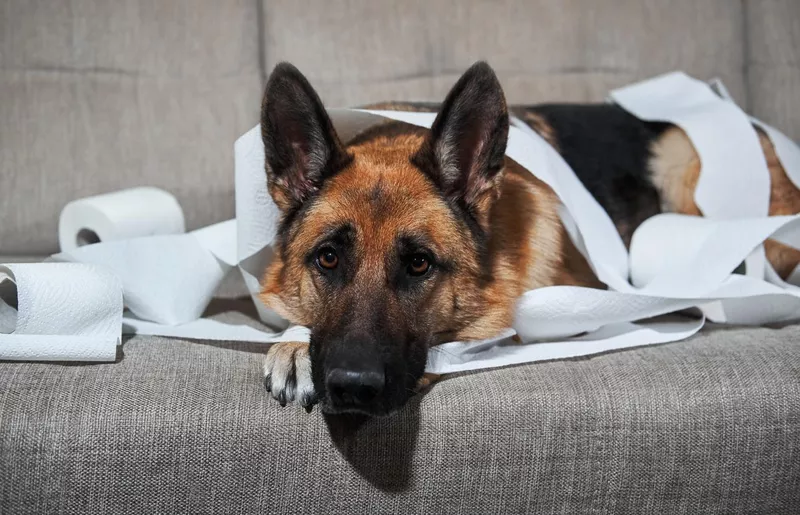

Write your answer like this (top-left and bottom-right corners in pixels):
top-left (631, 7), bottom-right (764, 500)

top-left (2, 0), bottom-right (798, 254)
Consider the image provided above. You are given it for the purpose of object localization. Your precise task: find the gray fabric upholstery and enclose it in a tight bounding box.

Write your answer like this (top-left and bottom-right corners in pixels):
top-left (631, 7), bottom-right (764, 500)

top-left (4, 1), bottom-right (800, 254)
top-left (746, 0), bottom-right (800, 141)
top-left (263, 0), bottom-right (748, 106)
top-left (2, 318), bottom-right (799, 514)
top-left (0, 0), bottom-right (262, 255)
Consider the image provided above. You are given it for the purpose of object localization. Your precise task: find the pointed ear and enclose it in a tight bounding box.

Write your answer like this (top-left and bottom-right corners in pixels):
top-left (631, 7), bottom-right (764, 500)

top-left (261, 63), bottom-right (351, 211)
top-left (412, 61), bottom-right (509, 224)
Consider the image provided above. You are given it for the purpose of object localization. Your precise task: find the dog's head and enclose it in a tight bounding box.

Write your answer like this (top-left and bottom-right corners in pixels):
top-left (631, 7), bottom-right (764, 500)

top-left (260, 61), bottom-right (509, 415)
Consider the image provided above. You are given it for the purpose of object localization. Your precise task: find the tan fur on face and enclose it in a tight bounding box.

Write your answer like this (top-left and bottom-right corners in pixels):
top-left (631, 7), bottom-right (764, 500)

top-left (649, 126), bottom-right (800, 279)
top-left (261, 127), bottom-right (485, 339)
top-left (451, 162), bottom-right (601, 340)
top-left (260, 121), bottom-right (598, 344)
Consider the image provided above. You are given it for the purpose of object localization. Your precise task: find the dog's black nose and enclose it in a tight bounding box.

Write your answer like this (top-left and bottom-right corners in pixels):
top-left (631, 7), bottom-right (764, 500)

top-left (326, 367), bottom-right (385, 406)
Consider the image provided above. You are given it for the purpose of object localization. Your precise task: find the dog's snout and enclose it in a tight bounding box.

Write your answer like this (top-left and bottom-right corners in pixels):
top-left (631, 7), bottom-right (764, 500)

top-left (326, 367), bottom-right (385, 407)
top-left (314, 331), bottom-right (418, 415)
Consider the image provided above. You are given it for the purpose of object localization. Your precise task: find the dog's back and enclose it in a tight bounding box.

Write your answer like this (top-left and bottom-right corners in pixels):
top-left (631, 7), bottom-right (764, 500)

top-left (365, 100), bottom-right (800, 278)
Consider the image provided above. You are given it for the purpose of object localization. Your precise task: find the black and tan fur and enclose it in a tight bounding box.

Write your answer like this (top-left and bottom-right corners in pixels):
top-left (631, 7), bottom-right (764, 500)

top-left (259, 62), bottom-right (800, 416)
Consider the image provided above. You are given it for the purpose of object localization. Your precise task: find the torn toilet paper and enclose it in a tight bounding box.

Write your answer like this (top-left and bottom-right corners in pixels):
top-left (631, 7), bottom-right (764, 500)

top-left (2, 72), bottom-right (800, 372)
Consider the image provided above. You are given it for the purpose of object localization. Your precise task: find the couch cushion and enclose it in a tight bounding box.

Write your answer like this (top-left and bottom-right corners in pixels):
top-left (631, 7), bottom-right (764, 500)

top-left (2, 319), bottom-right (798, 513)
top-left (262, 0), bottom-right (747, 107)
top-left (0, 0), bottom-right (262, 255)
top-left (746, 0), bottom-right (800, 140)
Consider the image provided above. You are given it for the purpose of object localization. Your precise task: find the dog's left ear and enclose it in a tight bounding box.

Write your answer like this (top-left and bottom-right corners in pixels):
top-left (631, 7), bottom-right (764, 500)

top-left (261, 62), bottom-right (351, 212)
top-left (413, 61), bottom-right (509, 226)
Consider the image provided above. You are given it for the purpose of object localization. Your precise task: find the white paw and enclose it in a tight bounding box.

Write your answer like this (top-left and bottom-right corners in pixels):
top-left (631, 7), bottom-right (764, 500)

top-left (263, 342), bottom-right (317, 411)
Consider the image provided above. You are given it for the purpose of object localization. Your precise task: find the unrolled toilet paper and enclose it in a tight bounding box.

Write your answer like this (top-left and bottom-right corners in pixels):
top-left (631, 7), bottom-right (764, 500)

top-left (59, 187), bottom-right (186, 252)
top-left (610, 72), bottom-right (771, 220)
top-left (3, 71), bottom-right (800, 372)
top-left (54, 223), bottom-right (233, 325)
top-left (610, 72), bottom-right (773, 284)
top-left (611, 72), bottom-right (800, 325)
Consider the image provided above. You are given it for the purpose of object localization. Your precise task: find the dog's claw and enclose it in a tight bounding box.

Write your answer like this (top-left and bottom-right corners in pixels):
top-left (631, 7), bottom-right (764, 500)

top-left (263, 342), bottom-right (316, 411)
top-left (300, 392), bottom-right (318, 412)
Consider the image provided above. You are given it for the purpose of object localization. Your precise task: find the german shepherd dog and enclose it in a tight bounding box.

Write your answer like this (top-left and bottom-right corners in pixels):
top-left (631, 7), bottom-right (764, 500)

top-left (260, 61), bottom-right (800, 416)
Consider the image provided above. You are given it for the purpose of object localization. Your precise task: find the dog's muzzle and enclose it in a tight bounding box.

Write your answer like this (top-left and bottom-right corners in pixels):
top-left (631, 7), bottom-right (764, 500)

top-left (325, 366), bottom-right (385, 408)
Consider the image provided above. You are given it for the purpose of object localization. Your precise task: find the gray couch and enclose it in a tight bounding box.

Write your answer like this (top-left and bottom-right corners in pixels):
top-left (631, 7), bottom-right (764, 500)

top-left (2, 1), bottom-right (799, 513)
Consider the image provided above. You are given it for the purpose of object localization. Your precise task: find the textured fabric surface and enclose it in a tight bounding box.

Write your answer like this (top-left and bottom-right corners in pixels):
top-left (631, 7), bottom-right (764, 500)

top-left (4, 1), bottom-right (800, 254)
top-left (746, 0), bottom-right (800, 141)
top-left (2, 317), bottom-right (799, 514)
top-left (0, 0), bottom-right (262, 255)
top-left (262, 0), bottom-right (747, 107)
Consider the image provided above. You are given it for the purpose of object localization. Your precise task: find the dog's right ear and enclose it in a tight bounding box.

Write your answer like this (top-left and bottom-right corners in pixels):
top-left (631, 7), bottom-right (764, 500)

top-left (261, 63), bottom-right (351, 211)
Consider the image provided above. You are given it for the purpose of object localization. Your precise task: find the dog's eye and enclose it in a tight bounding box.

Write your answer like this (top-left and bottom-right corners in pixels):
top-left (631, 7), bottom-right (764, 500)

top-left (407, 254), bottom-right (430, 276)
top-left (317, 247), bottom-right (339, 270)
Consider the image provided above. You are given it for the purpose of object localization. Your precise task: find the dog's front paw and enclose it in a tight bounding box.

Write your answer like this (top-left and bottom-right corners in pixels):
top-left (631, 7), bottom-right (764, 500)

top-left (264, 341), bottom-right (317, 411)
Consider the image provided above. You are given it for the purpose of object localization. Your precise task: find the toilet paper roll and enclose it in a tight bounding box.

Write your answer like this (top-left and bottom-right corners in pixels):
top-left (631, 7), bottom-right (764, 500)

top-left (59, 187), bottom-right (186, 252)
top-left (0, 263), bottom-right (122, 361)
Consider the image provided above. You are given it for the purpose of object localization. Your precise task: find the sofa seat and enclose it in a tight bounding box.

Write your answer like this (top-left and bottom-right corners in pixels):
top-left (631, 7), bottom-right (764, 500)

top-left (2, 310), bottom-right (798, 514)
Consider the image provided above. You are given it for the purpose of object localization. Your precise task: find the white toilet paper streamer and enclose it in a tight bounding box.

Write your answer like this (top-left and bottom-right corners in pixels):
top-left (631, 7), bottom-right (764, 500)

top-left (3, 72), bottom-right (800, 371)
top-left (234, 128), bottom-right (291, 329)
top-left (709, 77), bottom-right (800, 191)
top-left (0, 263), bottom-right (122, 361)
top-left (610, 71), bottom-right (772, 283)
top-left (709, 75), bottom-right (800, 285)
top-left (59, 187), bottom-right (185, 252)
top-left (610, 72), bottom-right (800, 323)
top-left (610, 72), bottom-right (771, 220)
